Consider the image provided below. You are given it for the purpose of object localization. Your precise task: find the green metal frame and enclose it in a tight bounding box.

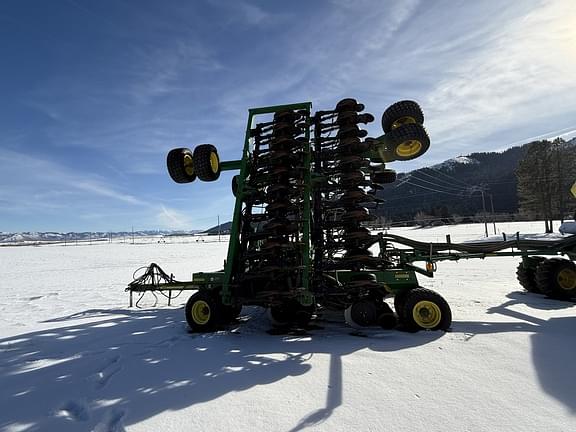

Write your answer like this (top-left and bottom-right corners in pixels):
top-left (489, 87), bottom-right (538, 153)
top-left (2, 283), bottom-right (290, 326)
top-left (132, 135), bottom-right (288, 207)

top-left (129, 101), bottom-right (576, 311)
top-left (220, 102), bottom-right (313, 306)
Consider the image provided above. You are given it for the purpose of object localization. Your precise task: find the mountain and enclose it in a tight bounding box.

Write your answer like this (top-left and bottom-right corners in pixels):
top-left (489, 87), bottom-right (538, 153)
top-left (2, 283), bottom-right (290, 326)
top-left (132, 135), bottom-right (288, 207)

top-left (373, 145), bottom-right (528, 223)
top-left (0, 230), bottom-right (200, 245)
top-left (4, 139), bottom-right (574, 242)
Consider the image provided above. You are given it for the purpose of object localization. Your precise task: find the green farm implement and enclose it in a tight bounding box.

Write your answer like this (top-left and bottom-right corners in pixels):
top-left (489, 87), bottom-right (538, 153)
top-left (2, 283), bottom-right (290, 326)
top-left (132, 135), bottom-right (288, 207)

top-left (128, 99), bottom-right (576, 332)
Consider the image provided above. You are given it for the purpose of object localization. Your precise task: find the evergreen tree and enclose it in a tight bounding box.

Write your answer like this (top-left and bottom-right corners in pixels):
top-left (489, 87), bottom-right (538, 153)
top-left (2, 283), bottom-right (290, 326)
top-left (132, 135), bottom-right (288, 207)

top-left (516, 139), bottom-right (576, 232)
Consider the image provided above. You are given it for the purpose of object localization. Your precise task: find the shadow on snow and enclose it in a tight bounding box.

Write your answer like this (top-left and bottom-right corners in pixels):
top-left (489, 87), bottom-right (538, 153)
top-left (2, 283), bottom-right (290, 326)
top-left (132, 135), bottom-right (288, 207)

top-left (453, 290), bottom-right (576, 414)
top-left (1, 290), bottom-right (574, 432)
top-left (0, 307), bottom-right (442, 432)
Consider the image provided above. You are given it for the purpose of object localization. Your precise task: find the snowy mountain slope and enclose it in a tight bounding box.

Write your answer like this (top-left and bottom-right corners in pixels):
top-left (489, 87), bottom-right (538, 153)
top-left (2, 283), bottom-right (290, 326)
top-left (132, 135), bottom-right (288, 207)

top-left (0, 222), bottom-right (574, 432)
top-left (430, 155), bottom-right (480, 171)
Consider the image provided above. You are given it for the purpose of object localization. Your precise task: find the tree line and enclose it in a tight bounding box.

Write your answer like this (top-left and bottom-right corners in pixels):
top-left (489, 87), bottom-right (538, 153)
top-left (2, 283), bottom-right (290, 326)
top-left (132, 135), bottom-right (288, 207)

top-left (516, 138), bottom-right (576, 233)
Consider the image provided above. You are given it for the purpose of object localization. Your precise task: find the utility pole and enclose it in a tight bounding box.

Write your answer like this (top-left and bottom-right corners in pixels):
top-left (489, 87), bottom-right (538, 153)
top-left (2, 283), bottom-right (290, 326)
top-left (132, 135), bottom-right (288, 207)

top-left (489, 194), bottom-right (496, 235)
top-left (480, 189), bottom-right (488, 237)
top-left (469, 186), bottom-right (489, 237)
top-left (218, 215), bottom-right (221, 242)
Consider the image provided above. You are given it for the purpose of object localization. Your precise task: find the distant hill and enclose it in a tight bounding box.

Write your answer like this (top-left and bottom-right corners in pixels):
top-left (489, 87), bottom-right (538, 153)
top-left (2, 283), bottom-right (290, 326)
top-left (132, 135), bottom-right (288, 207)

top-left (4, 139), bottom-right (574, 243)
top-left (203, 221), bottom-right (233, 235)
top-left (374, 145), bottom-right (527, 222)
top-left (0, 230), bottom-right (200, 245)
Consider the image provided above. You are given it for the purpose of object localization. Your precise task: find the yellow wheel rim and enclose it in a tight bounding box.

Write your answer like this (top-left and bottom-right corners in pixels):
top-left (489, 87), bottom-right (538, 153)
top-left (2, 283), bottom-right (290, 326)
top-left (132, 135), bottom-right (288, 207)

top-left (391, 116), bottom-right (416, 130)
top-left (183, 154), bottom-right (194, 176)
top-left (209, 152), bottom-right (219, 174)
top-left (191, 300), bottom-right (211, 325)
top-left (412, 300), bottom-right (442, 329)
top-left (557, 268), bottom-right (576, 290)
top-left (396, 140), bottom-right (422, 158)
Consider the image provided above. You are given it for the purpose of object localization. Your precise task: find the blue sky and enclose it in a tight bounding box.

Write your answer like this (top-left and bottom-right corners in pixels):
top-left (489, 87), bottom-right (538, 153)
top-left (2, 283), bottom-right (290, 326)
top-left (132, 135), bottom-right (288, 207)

top-left (1, 0), bottom-right (575, 232)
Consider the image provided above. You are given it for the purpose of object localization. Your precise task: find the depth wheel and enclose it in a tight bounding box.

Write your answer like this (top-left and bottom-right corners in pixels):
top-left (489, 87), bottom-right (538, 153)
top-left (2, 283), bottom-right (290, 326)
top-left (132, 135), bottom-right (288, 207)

top-left (402, 288), bottom-right (451, 332)
top-left (535, 258), bottom-right (576, 300)
top-left (385, 123), bottom-right (430, 161)
top-left (268, 301), bottom-right (313, 327)
top-left (167, 148), bottom-right (196, 184)
top-left (193, 144), bottom-right (221, 182)
top-left (516, 257), bottom-right (546, 293)
top-left (185, 291), bottom-right (222, 332)
top-left (381, 100), bottom-right (424, 133)
top-left (344, 300), bottom-right (379, 328)
top-left (221, 304), bottom-right (242, 323)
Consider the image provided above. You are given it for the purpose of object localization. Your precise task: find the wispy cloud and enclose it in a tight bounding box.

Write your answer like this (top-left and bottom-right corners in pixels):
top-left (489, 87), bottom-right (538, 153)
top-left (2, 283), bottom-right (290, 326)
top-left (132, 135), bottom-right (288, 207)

top-left (156, 205), bottom-right (191, 230)
top-left (417, 1), bottom-right (576, 162)
top-left (128, 40), bottom-right (223, 105)
top-left (4, 0), bottom-right (576, 230)
top-left (0, 148), bottom-right (146, 210)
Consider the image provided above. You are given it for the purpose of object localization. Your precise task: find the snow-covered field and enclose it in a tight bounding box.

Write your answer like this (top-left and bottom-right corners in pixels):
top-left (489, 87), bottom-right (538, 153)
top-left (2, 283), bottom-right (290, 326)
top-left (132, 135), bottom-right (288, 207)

top-left (1, 222), bottom-right (575, 432)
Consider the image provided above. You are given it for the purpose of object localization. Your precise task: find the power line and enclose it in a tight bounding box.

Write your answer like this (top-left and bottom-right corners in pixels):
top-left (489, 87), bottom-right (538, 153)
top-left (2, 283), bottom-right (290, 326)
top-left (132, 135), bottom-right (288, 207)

top-left (427, 166), bottom-right (474, 188)
top-left (401, 180), bottom-right (466, 196)
top-left (414, 169), bottom-right (473, 190)
top-left (408, 173), bottom-right (471, 193)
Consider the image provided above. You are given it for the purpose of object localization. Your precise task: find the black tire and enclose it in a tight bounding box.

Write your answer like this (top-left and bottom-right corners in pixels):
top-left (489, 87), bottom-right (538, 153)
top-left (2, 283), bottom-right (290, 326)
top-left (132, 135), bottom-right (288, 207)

top-left (377, 302), bottom-right (398, 329)
top-left (185, 291), bottom-right (222, 332)
top-left (167, 148), bottom-right (196, 184)
top-left (385, 123), bottom-right (430, 161)
top-left (402, 288), bottom-right (451, 332)
top-left (381, 100), bottom-right (424, 133)
top-left (516, 257), bottom-right (546, 293)
top-left (221, 304), bottom-right (242, 323)
top-left (193, 144), bottom-right (221, 182)
top-left (535, 258), bottom-right (576, 300)
top-left (268, 301), bottom-right (313, 327)
top-left (372, 169), bottom-right (397, 184)
top-left (344, 300), bottom-right (379, 328)
top-left (232, 175), bottom-right (240, 197)
top-left (393, 288), bottom-right (412, 318)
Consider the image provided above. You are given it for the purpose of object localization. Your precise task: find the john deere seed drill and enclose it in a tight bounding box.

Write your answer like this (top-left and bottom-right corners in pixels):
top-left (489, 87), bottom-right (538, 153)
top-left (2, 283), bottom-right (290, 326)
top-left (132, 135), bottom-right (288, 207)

top-left (127, 98), bottom-right (576, 332)
top-left (159, 98), bottom-right (454, 332)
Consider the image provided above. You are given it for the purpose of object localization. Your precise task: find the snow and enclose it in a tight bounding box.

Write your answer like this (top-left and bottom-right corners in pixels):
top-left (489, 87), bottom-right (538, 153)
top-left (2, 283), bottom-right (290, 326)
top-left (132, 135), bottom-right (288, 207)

top-left (430, 156), bottom-right (479, 171)
top-left (1, 222), bottom-right (575, 432)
